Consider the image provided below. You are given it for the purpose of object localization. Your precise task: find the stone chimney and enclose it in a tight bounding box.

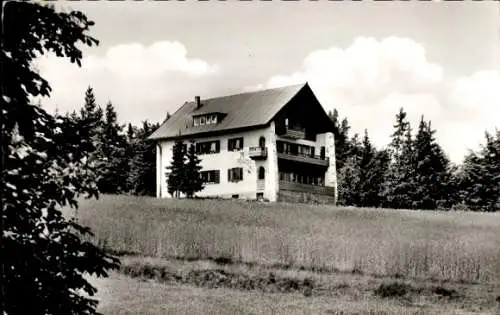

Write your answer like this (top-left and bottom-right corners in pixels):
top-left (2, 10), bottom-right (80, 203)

top-left (195, 96), bottom-right (201, 108)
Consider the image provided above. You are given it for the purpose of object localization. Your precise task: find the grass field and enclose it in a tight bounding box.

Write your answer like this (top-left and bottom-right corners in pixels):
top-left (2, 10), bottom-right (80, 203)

top-left (90, 269), bottom-right (498, 315)
top-left (70, 195), bottom-right (500, 314)
top-left (74, 195), bottom-right (500, 284)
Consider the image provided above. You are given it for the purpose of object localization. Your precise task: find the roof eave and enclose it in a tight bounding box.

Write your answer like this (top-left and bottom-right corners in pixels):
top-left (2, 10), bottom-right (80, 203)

top-left (148, 123), bottom-right (271, 142)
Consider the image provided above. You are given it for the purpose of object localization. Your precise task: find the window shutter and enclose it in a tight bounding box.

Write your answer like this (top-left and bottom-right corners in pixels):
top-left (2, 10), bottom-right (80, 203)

top-left (228, 169), bottom-right (231, 182)
top-left (215, 170), bottom-right (220, 183)
top-left (216, 141), bottom-right (220, 153)
top-left (239, 168), bottom-right (243, 180)
top-left (240, 137), bottom-right (244, 149)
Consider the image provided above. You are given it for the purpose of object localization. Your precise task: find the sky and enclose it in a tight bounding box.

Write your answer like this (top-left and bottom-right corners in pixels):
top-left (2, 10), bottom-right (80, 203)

top-left (35, 1), bottom-right (500, 164)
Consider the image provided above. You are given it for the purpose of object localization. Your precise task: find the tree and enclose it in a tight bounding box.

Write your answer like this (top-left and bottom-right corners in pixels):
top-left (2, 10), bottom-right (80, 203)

top-left (336, 132), bottom-right (364, 206)
top-left (128, 120), bottom-right (160, 196)
top-left (166, 138), bottom-right (187, 198)
top-left (80, 87), bottom-right (104, 137)
top-left (337, 117), bottom-right (352, 171)
top-left (337, 155), bottom-right (361, 206)
top-left (412, 117), bottom-right (451, 210)
top-left (98, 102), bottom-right (128, 194)
top-left (457, 130), bottom-right (500, 211)
top-left (183, 143), bottom-right (204, 198)
top-left (126, 123), bottom-right (135, 142)
top-left (328, 109), bottom-right (351, 171)
top-left (357, 130), bottom-right (381, 207)
top-left (383, 108), bottom-right (415, 209)
top-left (2, 2), bottom-right (119, 314)
top-left (369, 149), bottom-right (391, 207)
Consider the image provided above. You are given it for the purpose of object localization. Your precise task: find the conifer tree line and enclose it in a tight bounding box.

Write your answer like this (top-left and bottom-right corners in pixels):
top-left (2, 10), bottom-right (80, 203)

top-left (60, 86), bottom-right (167, 196)
top-left (62, 86), bottom-right (205, 199)
top-left (68, 86), bottom-right (499, 211)
top-left (329, 108), bottom-right (500, 212)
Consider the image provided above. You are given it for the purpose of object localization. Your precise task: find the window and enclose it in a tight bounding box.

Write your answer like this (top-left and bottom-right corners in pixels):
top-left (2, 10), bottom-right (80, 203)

top-left (258, 166), bottom-right (265, 180)
top-left (194, 114), bottom-right (218, 126)
top-left (200, 170), bottom-right (220, 184)
top-left (228, 167), bottom-right (243, 182)
top-left (196, 140), bottom-right (220, 154)
top-left (259, 136), bottom-right (266, 148)
top-left (228, 137), bottom-right (244, 151)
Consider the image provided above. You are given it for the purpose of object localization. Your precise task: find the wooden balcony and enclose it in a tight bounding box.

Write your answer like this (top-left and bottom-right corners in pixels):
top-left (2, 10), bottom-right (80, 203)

top-left (248, 146), bottom-right (267, 160)
top-left (279, 126), bottom-right (306, 139)
top-left (279, 180), bottom-right (336, 196)
top-left (277, 151), bottom-right (329, 167)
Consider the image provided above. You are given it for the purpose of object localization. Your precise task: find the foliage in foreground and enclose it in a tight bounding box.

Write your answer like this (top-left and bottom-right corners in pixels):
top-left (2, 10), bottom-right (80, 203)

top-left (2, 2), bottom-right (119, 314)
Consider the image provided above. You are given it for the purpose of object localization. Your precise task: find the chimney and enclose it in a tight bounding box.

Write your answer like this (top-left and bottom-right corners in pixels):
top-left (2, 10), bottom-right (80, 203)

top-left (195, 96), bottom-right (201, 108)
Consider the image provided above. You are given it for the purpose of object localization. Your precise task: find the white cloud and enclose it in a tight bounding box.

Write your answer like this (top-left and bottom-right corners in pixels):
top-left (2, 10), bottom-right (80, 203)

top-left (246, 36), bottom-right (499, 163)
top-left (35, 41), bottom-right (218, 124)
top-left (439, 70), bottom-right (500, 157)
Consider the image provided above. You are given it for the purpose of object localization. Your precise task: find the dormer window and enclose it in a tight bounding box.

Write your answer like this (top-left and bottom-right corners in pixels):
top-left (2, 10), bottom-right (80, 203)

top-left (193, 113), bottom-right (224, 127)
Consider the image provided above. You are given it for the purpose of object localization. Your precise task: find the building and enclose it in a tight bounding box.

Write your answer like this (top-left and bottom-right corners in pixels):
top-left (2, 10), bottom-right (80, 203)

top-left (148, 82), bottom-right (337, 203)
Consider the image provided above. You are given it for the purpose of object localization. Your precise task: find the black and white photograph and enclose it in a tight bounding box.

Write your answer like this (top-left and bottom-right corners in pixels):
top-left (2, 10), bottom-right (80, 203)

top-left (2, 0), bottom-right (500, 314)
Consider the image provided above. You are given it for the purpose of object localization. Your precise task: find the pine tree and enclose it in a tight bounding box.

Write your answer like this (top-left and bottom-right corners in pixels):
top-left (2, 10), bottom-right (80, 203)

top-left (482, 130), bottom-right (500, 211)
top-left (126, 123), bottom-right (135, 142)
top-left (328, 109), bottom-right (351, 171)
top-left (371, 149), bottom-right (391, 207)
top-left (167, 138), bottom-right (187, 198)
top-left (128, 120), bottom-right (160, 196)
top-left (183, 142), bottom-right (204, 198)
top-left (98, 101), bottom-right (128, 193)
top-left (337, 155), bottom-right (361, 206)
top-left (384, 107), bottom-right (414, 209)
top-left (337, 117), bottom-right (352, 170)
top-left (412, 116), bottom-right (451, 209)
top-left (336, 132), bottom-right (363, 206)
top-left (357, 130), bottom-right (379, 207)
top-left (80, 86), bottom-right (104, 138)
top-left (78, 87), bottom-right (104, 172)
top-left (459, 130), bottom-right (500, 211)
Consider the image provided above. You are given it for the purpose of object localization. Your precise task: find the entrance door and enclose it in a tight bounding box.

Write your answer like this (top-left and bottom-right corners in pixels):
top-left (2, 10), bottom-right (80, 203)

top-left (257, 166), bottom-right (265, 191)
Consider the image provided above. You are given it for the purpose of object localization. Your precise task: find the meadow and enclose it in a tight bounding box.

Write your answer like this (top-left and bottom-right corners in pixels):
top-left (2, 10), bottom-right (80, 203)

top-left (74, 195), bottom-right (500, 284)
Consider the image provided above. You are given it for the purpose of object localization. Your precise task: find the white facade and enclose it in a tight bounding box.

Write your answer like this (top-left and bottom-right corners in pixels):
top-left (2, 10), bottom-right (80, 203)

top-left (157, 123), bottom-right (280, 201)
top-left (156, 121), bottom-right (337, 203)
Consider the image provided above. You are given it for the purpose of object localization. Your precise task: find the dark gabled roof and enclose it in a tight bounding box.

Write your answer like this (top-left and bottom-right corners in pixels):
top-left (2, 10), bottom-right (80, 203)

top-left (148, 82), bottom-right (312, 140)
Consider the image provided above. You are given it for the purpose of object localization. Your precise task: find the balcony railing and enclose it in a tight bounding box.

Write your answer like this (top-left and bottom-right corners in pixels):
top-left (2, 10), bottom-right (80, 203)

top-left (279, 180), bottom-right (336, 196)
top-left (279, 126), bottom-right (306, 139)
top-left (248, 146), bottom-right (267, 160)
top-left (277, 150), bottom-right (329, 167)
